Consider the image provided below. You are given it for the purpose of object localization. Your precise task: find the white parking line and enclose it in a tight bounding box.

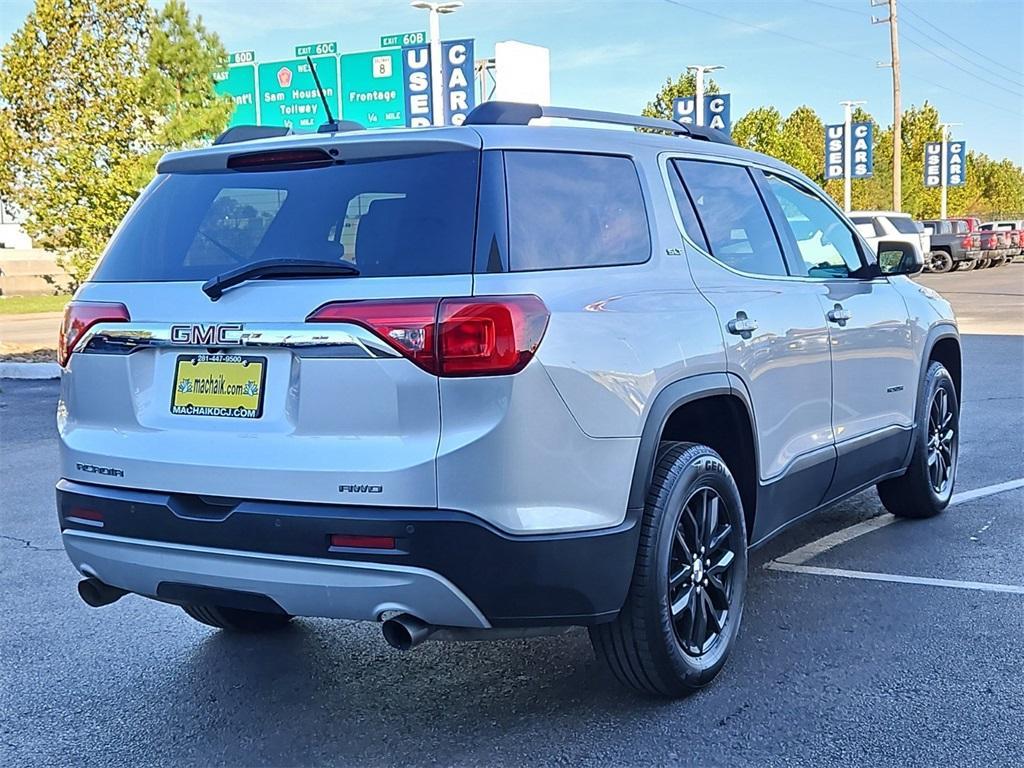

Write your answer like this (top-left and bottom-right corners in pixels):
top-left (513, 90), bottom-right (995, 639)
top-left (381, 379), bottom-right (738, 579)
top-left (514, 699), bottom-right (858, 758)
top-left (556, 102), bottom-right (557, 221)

top-left (766, 562), bottom-right (1024, 594)
top-left (766, 477), bottom-right (1024, 593)
top-left (950, 477), bottom-right (1024, 505)
top-left (775, 514), bottom-right (896, 565)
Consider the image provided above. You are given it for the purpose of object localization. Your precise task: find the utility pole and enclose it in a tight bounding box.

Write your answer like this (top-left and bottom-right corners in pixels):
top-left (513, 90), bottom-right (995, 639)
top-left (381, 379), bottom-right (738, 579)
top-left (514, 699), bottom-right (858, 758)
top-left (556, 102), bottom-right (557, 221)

top-left (939, 122), bottom-right (963, 219)
top-left (872, 0), bottom-right (902, 211)
top-left (686, 64), bottom-right (724, 127)
top-left (840, 100), bottom-right (867, 213)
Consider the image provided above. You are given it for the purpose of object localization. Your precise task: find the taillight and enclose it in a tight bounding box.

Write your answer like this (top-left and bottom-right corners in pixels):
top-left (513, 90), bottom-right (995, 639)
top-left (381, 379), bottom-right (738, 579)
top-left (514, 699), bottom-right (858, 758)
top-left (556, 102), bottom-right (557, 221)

top-left (58, 301), bottom-right (130, 367)
top-left (307, 298), bottom-right (439, 370)
top-left (961, 235), bottom-right (973, 249)
top-left (307, 295), bottom-right (549, 377)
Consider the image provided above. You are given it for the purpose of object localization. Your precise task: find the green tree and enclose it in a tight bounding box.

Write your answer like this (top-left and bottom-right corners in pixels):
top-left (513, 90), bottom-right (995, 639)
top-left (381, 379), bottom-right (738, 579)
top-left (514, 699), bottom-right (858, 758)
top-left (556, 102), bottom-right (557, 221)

top-left (644, 73), bottom-right (1024, 218)
top-left (141, 0), bottom-right (231, 173)
top-left (779, 105), bottom-right (824, 182)
top-left (0, 0), bottom-right (229, 284)
top-left (731, 106), bottom-right (786, 157)
top-left (642, 71), bottom-right (720, 121)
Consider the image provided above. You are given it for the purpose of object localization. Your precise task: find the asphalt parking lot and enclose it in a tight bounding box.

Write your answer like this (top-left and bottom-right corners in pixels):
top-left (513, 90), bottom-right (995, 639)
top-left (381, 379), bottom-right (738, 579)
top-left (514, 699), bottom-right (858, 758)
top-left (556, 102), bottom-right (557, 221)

top-left (2, 265), bottom-right (1022, 767)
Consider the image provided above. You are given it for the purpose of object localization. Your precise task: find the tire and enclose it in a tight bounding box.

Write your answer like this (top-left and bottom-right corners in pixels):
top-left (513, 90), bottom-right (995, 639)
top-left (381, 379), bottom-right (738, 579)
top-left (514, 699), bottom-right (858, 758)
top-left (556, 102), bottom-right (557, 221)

top-left (976, 258), bottom-right (989, 269)
top-left (590, 442), bottom-right (748, 697)
top-left (949, 261), bottom-right (962, 271)
top-left (877, 361), bottom-right (959, 518)
top-left (929, 251), bottom-right (953, 273)
top-left (182, 604), bottom-right (294, 632)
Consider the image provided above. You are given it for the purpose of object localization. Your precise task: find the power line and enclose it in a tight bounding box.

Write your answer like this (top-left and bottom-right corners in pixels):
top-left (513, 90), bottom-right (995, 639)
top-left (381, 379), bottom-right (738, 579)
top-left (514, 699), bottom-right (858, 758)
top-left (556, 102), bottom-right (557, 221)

top-left (808, 0), bottom-right (1024, 89)
top-left (660, 0), bottom-right (877, 65)
top-left (902, 1), bottom-right (1023, 79)
top-left (804, 0), bottom-right (866, 17)
top-left (899, 16), bottom-right (1024, 90)
top-left (901, 29), bottom-right (1024, 98)
top-left (658, 0), bottom-right (1024, 120)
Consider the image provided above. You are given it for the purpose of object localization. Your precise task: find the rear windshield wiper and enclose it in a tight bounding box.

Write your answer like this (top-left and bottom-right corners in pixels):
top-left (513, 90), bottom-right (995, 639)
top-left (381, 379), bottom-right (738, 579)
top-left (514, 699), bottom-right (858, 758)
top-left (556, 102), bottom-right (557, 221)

top-left (202, 258), bottom-right (360, 300)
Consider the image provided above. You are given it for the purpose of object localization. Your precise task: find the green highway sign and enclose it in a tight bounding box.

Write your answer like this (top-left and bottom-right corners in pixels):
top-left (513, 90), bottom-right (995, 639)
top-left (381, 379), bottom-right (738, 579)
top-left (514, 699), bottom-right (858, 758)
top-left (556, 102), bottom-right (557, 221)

top-left (340, 49), bottom-right (404, 128)
top-left (214, 64), bottom-right (258, 127)
top-left (227, 50), bottom-right (255, 65)
top-left (295, 41), bottom-right (338, 57)
top-left (380, 31), bottom-right (426, 48)
top-left (258, 56), bottom-right (339, 130)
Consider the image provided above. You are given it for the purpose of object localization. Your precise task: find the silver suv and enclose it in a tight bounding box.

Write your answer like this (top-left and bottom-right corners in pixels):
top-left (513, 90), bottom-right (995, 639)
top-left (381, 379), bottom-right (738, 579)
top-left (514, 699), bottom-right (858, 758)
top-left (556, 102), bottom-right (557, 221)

top-left (56, 103), bottom-right (961, 697)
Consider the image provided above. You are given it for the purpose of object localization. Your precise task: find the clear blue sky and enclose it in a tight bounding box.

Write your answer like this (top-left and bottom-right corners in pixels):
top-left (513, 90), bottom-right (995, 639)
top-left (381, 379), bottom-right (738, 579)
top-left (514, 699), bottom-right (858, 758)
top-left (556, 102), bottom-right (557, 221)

top-left (2, 0), bottom-right (1022, 161)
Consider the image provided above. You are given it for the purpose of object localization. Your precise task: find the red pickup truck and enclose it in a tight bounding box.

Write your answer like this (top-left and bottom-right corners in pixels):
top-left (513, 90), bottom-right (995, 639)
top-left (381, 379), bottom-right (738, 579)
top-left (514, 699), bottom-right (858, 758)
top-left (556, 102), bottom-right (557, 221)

top-left (980, 220), bottom-right (1023, 263)
top-left (950, 217), bottom-right (1013, 268)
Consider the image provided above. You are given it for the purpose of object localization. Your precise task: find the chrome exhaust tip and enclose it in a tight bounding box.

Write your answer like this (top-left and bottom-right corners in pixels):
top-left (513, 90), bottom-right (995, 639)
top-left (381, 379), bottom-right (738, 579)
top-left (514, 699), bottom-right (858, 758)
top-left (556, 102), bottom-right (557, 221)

top-left (77, 577), bottom-right (127, 608)
top-left (382, 613), bottom-right (435, 651)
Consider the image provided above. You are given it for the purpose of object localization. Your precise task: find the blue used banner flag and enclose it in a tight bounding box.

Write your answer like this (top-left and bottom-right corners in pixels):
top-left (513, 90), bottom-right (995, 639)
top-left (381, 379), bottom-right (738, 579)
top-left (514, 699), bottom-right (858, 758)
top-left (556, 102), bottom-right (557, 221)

top-left (924, 142), bottom-right (942, 188)
top-left (442, 39), bottom-right (475, 126)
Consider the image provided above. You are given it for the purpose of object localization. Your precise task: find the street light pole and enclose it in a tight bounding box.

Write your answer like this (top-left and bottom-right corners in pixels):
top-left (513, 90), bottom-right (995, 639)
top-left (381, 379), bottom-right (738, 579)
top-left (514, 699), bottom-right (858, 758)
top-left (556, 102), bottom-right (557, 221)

top-left (411, 1), bottom-right (463, 127)
top-left (686, 64), bottom-right (724, 127)
top-left (840, 99), bottom-right (866, 213)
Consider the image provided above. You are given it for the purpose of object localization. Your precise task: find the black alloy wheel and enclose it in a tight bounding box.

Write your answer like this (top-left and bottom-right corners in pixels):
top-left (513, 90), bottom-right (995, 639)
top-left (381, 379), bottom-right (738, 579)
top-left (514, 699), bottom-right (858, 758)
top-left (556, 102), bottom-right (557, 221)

top-left (668, 486), bottom-right (737, 657)
top-left (926, 384), bottom-right (957, 496)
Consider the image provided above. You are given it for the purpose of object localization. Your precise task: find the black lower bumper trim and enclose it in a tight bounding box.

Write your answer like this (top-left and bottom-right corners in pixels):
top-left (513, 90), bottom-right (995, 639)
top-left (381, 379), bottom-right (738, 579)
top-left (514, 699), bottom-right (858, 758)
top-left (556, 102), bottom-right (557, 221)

top-left (57, 480), bottom-right (640, 627)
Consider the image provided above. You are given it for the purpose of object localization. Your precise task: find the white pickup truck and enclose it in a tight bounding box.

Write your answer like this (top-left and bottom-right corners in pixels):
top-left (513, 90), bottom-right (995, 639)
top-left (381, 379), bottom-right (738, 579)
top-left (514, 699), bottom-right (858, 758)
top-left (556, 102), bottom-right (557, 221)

top-left (850, 211), bottom-right (930, 265)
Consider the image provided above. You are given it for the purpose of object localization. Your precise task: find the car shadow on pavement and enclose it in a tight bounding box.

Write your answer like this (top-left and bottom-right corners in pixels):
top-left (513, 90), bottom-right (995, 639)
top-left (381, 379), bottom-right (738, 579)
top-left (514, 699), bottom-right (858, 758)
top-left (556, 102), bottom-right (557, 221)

top-left (171, 619), bottom-right (674, 762)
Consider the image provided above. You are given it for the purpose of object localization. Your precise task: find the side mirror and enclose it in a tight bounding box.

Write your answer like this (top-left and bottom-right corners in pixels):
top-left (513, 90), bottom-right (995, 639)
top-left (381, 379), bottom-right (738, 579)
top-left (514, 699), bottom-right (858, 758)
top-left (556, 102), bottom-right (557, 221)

top-left (877, 240), bottom-right (923, 276)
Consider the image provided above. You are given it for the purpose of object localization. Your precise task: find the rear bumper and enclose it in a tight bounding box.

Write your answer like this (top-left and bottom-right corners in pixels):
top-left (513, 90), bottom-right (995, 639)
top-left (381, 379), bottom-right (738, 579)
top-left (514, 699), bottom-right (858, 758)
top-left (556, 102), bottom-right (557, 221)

top-left (63, 529), bottom-right (491, 628)
top-left (57, 480), bottom-right (640, 627)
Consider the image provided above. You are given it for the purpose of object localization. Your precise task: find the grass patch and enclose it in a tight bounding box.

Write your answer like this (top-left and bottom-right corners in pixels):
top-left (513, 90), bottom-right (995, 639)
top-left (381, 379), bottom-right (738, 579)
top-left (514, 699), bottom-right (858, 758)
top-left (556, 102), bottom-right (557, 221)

top-left (0, 294), bottom-right (71, 314)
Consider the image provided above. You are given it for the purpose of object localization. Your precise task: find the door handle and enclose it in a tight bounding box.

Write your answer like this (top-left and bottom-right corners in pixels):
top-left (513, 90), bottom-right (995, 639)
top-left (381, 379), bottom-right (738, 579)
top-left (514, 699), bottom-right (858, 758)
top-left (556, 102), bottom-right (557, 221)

top-left (827, 304), bottom-right (852, 327)
top-left (727, 311), bottom-right (758, 339)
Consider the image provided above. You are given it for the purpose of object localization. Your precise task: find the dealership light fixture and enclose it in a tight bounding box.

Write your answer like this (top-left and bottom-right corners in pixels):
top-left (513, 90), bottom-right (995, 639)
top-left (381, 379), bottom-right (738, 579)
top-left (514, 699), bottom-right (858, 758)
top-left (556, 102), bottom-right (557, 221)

top-left (410, 1), bottom-right (465, 126)
top-left (686, 64), bottom-right (725, 129)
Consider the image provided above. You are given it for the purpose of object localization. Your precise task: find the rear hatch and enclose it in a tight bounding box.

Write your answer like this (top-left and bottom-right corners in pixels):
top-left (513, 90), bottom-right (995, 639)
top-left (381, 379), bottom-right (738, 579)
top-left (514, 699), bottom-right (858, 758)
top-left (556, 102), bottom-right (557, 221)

top-left (59, 132), bottom-right (481, 508)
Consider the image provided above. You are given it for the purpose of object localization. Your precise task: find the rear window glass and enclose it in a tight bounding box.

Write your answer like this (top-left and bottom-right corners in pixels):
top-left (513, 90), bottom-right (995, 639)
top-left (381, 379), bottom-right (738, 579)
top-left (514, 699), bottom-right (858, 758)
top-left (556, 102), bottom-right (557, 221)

top-left (887, 216), bottom-right (921, 235)
top-left (92, 151), bottom-right (480, 282)
top-left (504, 151), bottom-right (650, 271)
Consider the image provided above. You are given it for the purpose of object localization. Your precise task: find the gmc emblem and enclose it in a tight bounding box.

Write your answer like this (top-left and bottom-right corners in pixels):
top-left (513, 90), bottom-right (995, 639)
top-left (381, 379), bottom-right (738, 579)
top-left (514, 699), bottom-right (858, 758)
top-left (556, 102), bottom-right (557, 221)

top-left (170, 323), bottom-right (243, 345)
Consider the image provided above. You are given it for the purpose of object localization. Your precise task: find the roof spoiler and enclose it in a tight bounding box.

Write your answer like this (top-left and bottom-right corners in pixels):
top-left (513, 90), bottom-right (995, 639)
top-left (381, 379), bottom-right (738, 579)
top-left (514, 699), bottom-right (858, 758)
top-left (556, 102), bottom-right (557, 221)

top-left (213, 125), bottom-right (294, 145)
top-left (463, 101), bottom-right (734, 145)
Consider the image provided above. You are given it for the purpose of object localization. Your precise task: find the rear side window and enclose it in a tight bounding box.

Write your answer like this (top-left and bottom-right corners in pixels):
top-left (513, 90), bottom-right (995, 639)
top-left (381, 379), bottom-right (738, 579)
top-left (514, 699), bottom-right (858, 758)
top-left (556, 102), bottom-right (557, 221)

top-left (504, 151), bottom-right (650, 271)
top-left (887, 216), bottom-right (921, 235)
top-left (668, 162), bottom-right (709, 252)
top-left (92, 151), bottom-right (480, 282)
top-left (675, 160), bottom-right (787, 276)
top-left (850, 216), bottom-right (885, 237)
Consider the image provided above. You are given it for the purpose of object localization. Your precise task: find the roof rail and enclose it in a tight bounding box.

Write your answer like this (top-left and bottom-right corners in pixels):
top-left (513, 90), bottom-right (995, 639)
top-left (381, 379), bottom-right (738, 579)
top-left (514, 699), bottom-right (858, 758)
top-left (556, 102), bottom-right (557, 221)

top-left (213, 125), bottom-right (293, 145)
top-left (463, 101), bottom-right (733, 145)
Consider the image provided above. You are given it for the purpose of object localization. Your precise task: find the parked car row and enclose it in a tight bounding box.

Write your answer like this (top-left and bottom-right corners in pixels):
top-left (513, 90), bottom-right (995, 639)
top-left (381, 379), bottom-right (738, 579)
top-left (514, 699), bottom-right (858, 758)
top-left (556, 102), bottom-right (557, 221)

top-left (850, 211), bottom-right (1021, 273)
top-left (924, 217), bottom-right (1021, 273)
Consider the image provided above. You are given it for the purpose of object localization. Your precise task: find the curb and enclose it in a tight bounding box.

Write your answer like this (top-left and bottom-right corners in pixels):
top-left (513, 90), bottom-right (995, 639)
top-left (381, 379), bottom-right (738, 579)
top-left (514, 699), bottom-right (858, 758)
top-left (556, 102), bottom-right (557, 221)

top-left (0, 362), bottom-right (60, 380)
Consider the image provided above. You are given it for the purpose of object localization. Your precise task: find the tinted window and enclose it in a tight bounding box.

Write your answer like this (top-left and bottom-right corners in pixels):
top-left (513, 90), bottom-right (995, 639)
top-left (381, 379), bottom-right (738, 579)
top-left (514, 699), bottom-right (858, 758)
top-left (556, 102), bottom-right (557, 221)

top-left (668, 162), bottom-right (709, 252)
top-left (92, 151), bottom-right (480, 282)
top-left (764, 174), bottom-right (863, 278)
top-left (888, 216), bottom-right (921, 235)
top-left (505, 151), bottom-right (650, 271)
top-left (675, 160), bottom-right (787, 276)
